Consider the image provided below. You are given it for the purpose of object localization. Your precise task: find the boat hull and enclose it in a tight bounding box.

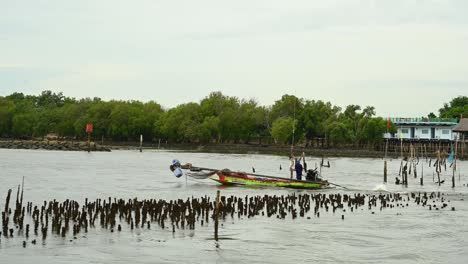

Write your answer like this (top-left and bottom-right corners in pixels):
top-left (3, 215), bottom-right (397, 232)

top-left (210, 171), bottom-right (328, 189)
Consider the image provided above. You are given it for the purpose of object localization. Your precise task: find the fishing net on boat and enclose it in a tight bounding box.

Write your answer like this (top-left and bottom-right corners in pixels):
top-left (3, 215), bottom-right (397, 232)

top-left (186, 170), bottom-right (217, 179)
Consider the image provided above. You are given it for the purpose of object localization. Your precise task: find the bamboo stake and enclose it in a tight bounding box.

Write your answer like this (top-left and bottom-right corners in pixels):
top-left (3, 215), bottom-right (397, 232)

top-left (437, 150), bottom-right (441, 186)
top-left (421, 160), bottom-right (424, 185)
top-left (139, 134), bottom-right (143, 153)
top-left (453, 136), bottom-right (458, 188)
top-left (383, 160), bottom-right (387, 183)
top-left (214, 190), bottom-right (220, 241)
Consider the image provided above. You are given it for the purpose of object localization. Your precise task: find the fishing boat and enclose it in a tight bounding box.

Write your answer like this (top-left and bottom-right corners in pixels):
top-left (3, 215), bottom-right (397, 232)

top-left (210, 169), bottom-right (329, 189)
top-left (170, 160), bottom-right (330, 190)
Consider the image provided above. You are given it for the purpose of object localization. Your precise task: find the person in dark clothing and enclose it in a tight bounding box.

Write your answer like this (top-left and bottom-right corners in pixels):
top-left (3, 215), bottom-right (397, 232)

top-left (295, 160), bottom-right (303, 180)
top-left (294, 152), bottom-right (306, 180)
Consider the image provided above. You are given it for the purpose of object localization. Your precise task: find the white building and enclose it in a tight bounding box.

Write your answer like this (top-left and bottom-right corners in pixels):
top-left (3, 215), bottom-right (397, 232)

top-left (385, 117), bottom-right (458, 141)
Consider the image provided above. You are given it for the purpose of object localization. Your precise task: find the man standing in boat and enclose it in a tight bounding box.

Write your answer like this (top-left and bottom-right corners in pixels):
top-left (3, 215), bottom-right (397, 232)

top-left (295, 152), bottom-right (306, 180)
top-left (289, 152), bottom-right (306, 180)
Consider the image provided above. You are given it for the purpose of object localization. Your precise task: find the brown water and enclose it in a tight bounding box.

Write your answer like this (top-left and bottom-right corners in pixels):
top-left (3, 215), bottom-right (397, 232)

top-left (1, 149), bottom-right (467, 264)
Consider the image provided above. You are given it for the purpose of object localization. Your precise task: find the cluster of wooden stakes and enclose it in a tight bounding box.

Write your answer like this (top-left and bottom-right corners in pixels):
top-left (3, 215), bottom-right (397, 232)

top-left (1, 179), bottom-right (457, 248)
top-left (383, 143), bottom-right (462, 188)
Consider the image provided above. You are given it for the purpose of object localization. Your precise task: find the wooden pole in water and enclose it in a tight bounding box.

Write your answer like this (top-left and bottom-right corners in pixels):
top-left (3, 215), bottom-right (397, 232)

top-left (453, 136), bottom-right (458, 188)
top-left (384, 138), bottom-right (388, 183)
top-left (139, 134), bottom-right (143, 153)
top-left (3, 189), bottom-right (12, 236)
top-left (400, 138), bottom-right (403, 158)
top-left (384, 160), bottom-right (387, 183)
top-left (420, 159), bottom-right (424, 185)
top-left (405, 165), bottom-right (408, 186)
top-left (214, 190), bottom-right (220, 241)
top-left (385, 138), bottom-right (388, 160)
top-left (436, 149), bottom-right (441, 186)
top-left (462, 134), bottom-right (465, 159)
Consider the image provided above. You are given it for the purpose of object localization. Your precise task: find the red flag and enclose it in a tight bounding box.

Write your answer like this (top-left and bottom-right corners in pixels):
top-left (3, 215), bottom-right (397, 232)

top-left (387, 119), bottom-right (391, 129)
top-left (86, 123), bottom-right (93, 133)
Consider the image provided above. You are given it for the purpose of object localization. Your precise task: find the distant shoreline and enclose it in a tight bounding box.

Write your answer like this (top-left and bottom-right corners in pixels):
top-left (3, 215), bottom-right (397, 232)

top-left (0, 139), bottom-right (111, 152)
top-left (0, 139), bottom-right (409, 159)
top-left (1, 139), bottom-right (465, 160)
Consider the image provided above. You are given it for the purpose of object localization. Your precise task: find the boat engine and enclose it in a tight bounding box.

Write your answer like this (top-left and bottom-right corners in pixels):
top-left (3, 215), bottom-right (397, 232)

top-left (170, 159), bottom-right (183, 178)
top-left (306, 169), bottom-right (320, 181)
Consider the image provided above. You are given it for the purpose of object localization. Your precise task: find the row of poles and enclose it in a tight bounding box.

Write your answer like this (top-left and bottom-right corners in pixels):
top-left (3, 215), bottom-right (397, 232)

top-left (1, 183), bottom-right (455, 247)
top-left (86, 134), bottom-right (163, 153)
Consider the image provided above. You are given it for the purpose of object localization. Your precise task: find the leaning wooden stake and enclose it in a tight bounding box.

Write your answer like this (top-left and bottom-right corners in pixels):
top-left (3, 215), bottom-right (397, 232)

top-left (3, 189), bottom-right (12, 237)
top-left (214, 190), bottom-right (220, 241)
top-left (436, 150), bottom-right (441, 186)
top-left (4, 189), bottom-right (12, 216)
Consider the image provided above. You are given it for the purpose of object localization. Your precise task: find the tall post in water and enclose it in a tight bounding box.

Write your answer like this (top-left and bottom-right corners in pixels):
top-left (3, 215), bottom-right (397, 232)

top-left (139, 134), bottom-right (143, 153)
top-left (291, 97), bottom-right (296, 157)
top-left (214, 190), bottom-right (220, 241)
top-left (400, 138), bottom-right (403, 158)
top-left (3, 189), bottom-right (12, 236)
top-left (436, 149), bottom-right (441, 186)
top-left (384, 160), bottom-right (387, 183)
top-left (289, 100), bottom-right (296, 180)
top-left (385, 138), bottom-right (388, 160)
top-left (462, 134), bottom-right (465, 159)
top-left (384, 138), bottom-right (388, 183)
top-left (420, 159), bottom-right (424, 185)
top-left (452, 135), bottom-right (458, 188)
top-left (424, 144), bottom-right (427, 161)
top-left (320, 156), bottom-right (324, 177)
top-left (461, 114), bottom-right (465, 159)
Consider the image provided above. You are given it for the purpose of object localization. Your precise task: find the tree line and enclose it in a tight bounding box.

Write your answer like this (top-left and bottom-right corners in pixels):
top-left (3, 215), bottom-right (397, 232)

top-left (0, 91), bottom-right (466, 146)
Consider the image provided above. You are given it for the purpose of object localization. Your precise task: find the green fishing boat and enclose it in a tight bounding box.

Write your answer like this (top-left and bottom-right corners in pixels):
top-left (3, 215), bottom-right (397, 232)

top-left (170, 159), bottom-right (331, 190)
top-left (210, 169), bottom-right (329, 189)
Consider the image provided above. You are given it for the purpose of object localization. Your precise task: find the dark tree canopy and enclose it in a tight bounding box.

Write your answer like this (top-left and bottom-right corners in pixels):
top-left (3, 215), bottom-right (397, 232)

top-left (0, 90), bottom-right (459, 146)
top-left (439, 96), bottom-right (468, 120)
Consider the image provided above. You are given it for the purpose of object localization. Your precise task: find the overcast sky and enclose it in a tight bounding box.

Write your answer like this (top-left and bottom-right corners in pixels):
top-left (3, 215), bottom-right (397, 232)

top-left (1, 0), bottom-right (467, 117)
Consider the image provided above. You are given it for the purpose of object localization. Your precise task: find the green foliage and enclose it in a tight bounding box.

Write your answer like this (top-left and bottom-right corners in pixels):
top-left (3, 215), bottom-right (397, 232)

top-left (326, 121), bottom-right (350, 144)
top-left (270, 94), bottom-right (303, 121)
top-left (271, 117), bottom-right (295, 144)
top-left (361, 117), bottom-right (387, 146)
top-left (158, 103), bottom-right (203, 143)
top-left (2, 90), bottom-right (461, 146)
top-left (439, 96), bottom-right (468, 119)
top-left (12, 113), bottom-right (37, 138)
top-left (0, 98), bottom-right (15, 136)
top-left (237, 100), bottom-right (266, 143)
top-left (299, 100), bottom-right (340, 140)
top-left (36, 90), bottom-right (66, 108)
top-left (200, 91), bottom-right (241, 143)
top-left (340, 105), bottom-right (377, 145)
